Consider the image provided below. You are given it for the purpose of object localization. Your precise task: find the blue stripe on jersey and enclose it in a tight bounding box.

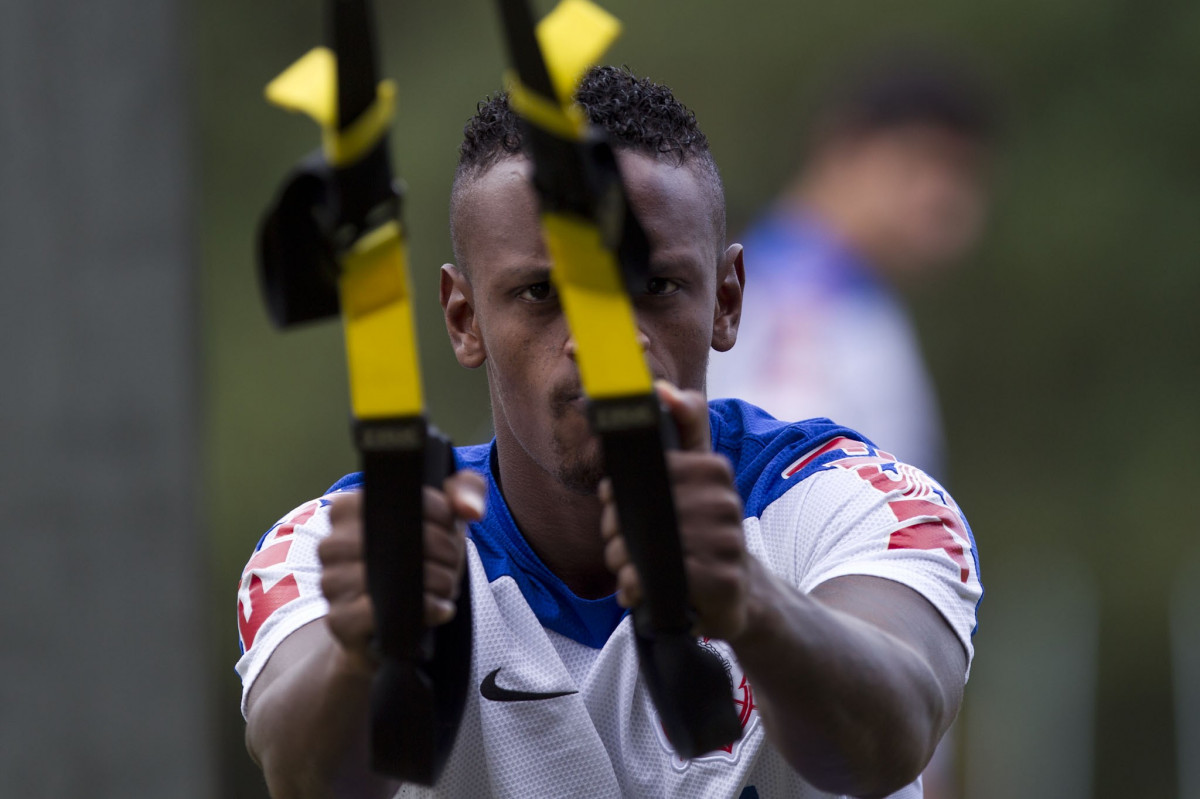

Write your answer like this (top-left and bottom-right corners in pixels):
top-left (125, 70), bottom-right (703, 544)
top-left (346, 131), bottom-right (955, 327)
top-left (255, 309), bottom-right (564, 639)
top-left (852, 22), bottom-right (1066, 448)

top-left (708, 398), bottom-right (868, 519)
top-left (710, 400), bottom-right (984, 638)
top-left (324, 399), bottom-right (866, 649)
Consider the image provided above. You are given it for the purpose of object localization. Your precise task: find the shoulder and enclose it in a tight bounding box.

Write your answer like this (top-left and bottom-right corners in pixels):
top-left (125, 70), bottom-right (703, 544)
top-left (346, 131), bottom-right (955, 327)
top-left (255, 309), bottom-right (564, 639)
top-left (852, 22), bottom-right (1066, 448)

top-left (708, 397), bottom-right (872, 518)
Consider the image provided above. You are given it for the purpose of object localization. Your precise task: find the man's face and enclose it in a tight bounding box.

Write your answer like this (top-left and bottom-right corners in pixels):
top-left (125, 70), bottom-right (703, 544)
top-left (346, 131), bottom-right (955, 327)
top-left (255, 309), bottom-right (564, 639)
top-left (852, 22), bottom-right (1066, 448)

top-left (443, 152), bottom-right (740, 493)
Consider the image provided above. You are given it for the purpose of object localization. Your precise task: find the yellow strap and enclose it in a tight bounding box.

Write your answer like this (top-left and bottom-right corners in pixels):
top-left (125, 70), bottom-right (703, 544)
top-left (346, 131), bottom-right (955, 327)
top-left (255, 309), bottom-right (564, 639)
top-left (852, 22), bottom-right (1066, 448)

top-left (543, 213), bottom-right (651, 398)
top-left (339, 221), bottom-right (424, 418)
top-left (538, 0), bottom-right (621, 106)
top-left (516, 1), bottom-right (646, 399)
top-left (265, 47), bottom-right (338, 128)
top-left (505, 72), bottom-right (586, 141)
top-left (264, 46), bottom-right (396, 168)
top-left (503, 0), bottom-right (621, 141)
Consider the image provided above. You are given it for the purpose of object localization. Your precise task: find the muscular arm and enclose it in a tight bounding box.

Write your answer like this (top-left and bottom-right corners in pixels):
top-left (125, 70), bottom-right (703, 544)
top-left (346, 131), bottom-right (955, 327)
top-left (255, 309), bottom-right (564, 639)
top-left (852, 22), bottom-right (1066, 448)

top-left (732, 570), bottom-right (965, 797)
top-left (245, 620), bottom-right (397, 799)
top-left (602, 383), bottom-right (967, 797)
top-left (243, 474), bottom-right (485, 799)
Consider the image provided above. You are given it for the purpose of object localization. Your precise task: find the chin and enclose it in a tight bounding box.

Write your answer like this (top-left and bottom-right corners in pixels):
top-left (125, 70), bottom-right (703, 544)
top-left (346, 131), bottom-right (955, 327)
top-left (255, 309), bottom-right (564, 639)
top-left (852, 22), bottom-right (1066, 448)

top-left (552, 434), bottom-right (606, 495)
top-left (557, 462), bottom-right (605, 495)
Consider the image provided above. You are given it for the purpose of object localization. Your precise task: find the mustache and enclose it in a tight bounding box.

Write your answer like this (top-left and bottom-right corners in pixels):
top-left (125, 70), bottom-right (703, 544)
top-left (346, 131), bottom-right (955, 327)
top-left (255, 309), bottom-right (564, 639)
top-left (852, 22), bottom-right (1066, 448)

top-left (550, 383), bottom-right (585, 416)
top-left (551, 370), bottom-right (670, 413)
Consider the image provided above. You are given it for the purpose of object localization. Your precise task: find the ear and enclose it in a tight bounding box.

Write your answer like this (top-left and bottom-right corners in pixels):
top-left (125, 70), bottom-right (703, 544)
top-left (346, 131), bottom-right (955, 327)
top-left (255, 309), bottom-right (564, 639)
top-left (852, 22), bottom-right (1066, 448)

top-left (440, 264), bottom-right (486, 368)
top-left (711, 244), bottom-right (745, 353)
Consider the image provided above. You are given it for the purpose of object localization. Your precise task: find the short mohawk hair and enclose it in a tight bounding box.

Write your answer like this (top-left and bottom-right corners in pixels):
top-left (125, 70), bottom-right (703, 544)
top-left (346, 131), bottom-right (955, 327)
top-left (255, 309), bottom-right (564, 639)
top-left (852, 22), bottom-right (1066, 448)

top-left (457, 65), bottom-right (715, 178)
top-left (450, 65), bottom-right (726, 263)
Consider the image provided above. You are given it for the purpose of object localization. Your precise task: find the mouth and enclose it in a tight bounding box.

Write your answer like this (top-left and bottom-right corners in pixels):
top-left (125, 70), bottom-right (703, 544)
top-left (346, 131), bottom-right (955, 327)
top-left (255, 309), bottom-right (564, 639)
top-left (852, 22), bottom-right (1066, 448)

top-left (550, 384), bottom-right (587, 418)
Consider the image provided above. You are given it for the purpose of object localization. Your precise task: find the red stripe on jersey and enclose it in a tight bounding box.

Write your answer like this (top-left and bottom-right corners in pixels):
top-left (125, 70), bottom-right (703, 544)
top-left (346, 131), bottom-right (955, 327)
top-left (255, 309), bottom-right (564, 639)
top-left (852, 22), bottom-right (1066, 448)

top-left (245, 540), bottom-right (291, 571)
top-left (888, 499), bottom-right (971, 583)
top-left (237, 502), bottom-right (320, 651)
top-left (238, 573), bottom-right (301, 651)
top-left (272, 502), bottom-right (319, 541)
top-left (782, 437), bottom-right (873, 478)
top-left (821, 454), bottom-right (972, 583)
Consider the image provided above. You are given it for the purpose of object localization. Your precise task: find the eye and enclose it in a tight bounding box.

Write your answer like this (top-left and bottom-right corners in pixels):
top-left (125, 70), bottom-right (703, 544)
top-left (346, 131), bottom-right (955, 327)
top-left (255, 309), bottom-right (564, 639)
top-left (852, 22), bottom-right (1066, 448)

top-left (517, 281), bottom-right (554, 302)
top-left (646, 277), bottom-right (681, 296)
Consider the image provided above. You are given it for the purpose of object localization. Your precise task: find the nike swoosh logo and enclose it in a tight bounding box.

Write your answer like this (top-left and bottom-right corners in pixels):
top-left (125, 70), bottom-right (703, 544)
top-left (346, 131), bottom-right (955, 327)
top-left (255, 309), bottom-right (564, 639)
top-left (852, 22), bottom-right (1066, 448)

top-left (479, 667), bottom-right (578, 702)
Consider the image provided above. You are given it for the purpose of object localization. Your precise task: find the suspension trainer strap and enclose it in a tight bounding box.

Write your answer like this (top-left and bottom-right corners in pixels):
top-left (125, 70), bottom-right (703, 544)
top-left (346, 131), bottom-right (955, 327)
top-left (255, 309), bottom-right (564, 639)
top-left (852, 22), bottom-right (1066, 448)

top-left (493, 0), bottom-right (742, 758)
top-left (257, 0), bottom-right (470, 784)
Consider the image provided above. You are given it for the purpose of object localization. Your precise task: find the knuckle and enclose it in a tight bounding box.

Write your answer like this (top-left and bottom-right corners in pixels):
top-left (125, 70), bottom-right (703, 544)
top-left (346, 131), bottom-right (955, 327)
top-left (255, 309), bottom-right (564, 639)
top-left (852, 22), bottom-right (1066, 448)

top-left (423, 563), bottom-right (456, 599)
top-left (604, 537), bottom-right (626, 572)
top-left (423, 486), bottom-right (452, 526)
top-left (715, 491), bottom-right (744, 523)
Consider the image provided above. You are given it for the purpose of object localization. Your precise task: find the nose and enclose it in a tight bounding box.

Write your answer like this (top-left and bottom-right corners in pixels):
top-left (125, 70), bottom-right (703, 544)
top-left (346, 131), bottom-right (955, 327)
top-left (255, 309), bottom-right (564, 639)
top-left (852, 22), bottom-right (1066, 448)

top-left (635, 329), bottom-right (650, 352)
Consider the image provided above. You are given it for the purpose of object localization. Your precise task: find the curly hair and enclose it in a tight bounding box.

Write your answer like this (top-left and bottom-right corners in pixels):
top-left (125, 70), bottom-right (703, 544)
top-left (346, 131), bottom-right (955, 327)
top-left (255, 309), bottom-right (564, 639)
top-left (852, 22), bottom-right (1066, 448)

top-left (450, 66), bottom-right (725, 261)
top-left (458, 66), bottom-right (713, 174)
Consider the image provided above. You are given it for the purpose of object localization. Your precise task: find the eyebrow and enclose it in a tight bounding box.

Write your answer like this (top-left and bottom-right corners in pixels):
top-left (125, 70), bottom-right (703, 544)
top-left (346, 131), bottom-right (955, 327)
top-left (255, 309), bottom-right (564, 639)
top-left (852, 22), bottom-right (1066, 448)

top-left (647, 253), bottom-right (709, 275)
top-left (498, 265), bottom-right (553, 286)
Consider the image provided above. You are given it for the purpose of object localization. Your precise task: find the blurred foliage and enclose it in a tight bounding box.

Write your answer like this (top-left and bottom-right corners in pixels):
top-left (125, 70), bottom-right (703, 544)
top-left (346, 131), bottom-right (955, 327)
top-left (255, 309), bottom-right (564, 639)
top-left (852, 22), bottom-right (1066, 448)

top-left (196, 0), bottom-right (1200, 795)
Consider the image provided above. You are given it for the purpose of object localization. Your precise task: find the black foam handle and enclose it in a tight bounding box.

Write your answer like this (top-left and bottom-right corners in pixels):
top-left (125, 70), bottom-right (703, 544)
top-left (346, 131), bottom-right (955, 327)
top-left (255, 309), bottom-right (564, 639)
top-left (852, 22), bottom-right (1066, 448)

top-left (357, 418), bottom-right (472, 784)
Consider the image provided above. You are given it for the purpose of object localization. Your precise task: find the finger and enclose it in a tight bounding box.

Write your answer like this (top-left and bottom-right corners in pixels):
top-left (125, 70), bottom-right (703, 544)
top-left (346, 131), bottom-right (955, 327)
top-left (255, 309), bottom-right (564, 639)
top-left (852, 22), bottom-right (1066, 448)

top-left (424, 559), bottom-right (461, 605)
top-left (425, 594), bottom-right (457, 626)
top-left (319, 561), bottom-right (366, 602)
top-left (597, 477), bottom-right (613, 505)
top-left (615, 562), bottom-right (643, 608)
top-left (655, 380), bottom-right (711, 453)
top-left (599, 490), bottom-right (621, 543)
top-left (445, 470), bottom-right (487, 521)
top-left (603, 533), bottom-right (629, 575)
top-left (666, 450), bottom-right (735, 487)
top-left (318, 532), bottom-right (363, 566)
top-left (423, 518), bottom-right (466, 569)
top-left (423, 484), bottom-right (454, 529)
top-left (326, 592), bottom-right (375, 649)
top-left (327, 490), bottom-right (362, 526)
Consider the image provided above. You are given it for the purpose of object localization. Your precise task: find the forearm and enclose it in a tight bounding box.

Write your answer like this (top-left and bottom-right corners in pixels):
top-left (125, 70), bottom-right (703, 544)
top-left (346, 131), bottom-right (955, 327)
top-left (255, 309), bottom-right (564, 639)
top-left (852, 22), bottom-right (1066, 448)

top-left (246, 621), bottom-right (398, 799)
top-left (729, 565), bottom-right (956, 797)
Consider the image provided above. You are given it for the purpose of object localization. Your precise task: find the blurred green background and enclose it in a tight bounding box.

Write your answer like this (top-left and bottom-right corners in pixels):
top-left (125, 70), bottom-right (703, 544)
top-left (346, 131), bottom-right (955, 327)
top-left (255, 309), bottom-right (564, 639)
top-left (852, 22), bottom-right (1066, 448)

top-left (197, 0), bottom-right (1199, 796)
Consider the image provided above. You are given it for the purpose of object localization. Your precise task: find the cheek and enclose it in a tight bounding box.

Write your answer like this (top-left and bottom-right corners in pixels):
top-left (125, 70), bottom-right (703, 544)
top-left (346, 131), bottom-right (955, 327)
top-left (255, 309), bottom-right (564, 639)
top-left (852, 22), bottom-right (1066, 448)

top-left (483, 317), bottom-right (561, 397)
top-left (646, 306), bottom-right (714, 390)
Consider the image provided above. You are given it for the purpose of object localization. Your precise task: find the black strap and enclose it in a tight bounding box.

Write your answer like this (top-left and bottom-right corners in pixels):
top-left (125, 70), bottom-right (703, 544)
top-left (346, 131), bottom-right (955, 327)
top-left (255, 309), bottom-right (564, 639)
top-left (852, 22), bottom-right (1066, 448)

top-left (358, 420), bottom-right (470, 782)
top-left (255, 0), bottom-right (473, 783)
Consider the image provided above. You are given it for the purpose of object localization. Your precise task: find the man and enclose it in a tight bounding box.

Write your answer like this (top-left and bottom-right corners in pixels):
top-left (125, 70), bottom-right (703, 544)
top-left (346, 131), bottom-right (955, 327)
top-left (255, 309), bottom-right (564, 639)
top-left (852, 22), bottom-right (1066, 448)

top-left (236, 66), bottom-right (982, 798)
top-left (707, 52), bottom-right (996, 477)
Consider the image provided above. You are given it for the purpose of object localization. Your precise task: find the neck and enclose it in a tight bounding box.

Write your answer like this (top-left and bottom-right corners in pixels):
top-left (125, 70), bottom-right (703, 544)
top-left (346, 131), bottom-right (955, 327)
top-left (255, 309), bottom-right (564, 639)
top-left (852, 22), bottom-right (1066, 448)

top-left (491, 429), bottom-right (616, 600)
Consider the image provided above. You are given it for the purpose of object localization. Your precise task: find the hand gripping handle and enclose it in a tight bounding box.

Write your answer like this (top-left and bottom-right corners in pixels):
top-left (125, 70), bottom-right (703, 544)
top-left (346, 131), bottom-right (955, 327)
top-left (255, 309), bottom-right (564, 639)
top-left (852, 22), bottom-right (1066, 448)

top-left (590, 395), bottom-right (742, 756)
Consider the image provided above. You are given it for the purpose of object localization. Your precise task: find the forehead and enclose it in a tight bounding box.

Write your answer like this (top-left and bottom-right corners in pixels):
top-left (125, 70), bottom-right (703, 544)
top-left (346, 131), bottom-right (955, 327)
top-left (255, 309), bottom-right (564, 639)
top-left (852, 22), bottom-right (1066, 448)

top-left (452, 152), bottom-right (719, 277)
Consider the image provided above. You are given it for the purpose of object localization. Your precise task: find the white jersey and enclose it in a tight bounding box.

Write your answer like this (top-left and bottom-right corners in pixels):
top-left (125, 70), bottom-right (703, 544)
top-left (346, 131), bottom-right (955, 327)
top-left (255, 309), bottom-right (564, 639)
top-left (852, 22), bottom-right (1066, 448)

top-left (236, 399), bottom-right (982, 798)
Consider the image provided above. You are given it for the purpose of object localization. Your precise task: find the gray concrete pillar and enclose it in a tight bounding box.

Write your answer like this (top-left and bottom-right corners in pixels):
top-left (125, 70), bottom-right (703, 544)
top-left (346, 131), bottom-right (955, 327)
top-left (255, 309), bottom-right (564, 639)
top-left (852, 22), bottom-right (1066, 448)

top-left (0, 0), bottom-right (212, 796)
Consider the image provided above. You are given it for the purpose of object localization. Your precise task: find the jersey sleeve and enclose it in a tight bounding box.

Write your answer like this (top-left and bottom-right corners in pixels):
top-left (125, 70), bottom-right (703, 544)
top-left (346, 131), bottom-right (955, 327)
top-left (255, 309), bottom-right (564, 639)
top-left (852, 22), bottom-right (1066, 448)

top-left (750, 440), bottom-right (982, 674)
top-left (234, 495), bottom-right (338, 717)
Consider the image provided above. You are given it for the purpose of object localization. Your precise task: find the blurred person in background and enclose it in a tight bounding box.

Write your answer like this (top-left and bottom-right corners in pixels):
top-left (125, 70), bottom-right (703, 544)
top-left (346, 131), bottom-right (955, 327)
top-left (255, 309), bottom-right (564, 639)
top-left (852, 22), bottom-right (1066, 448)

top-left (707, 49), bottom-right (998, 480)
top-left (708, 50), bottom-right (997, 798)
